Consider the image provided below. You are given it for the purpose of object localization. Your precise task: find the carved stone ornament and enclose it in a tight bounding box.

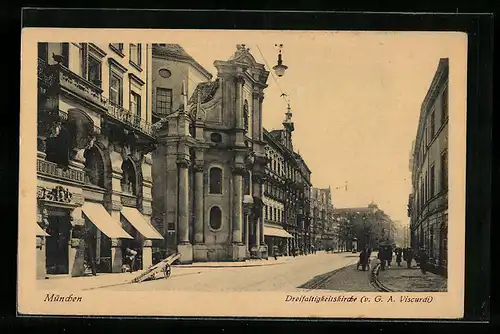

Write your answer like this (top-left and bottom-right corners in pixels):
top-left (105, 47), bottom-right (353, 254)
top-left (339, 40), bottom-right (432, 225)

top-left (37, 186), bottom-right (73, 203)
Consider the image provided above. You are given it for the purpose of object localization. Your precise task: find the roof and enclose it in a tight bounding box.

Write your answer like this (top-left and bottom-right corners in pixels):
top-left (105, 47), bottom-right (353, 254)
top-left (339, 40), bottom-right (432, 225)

top-left (152, 44), bottom-right (212, 80)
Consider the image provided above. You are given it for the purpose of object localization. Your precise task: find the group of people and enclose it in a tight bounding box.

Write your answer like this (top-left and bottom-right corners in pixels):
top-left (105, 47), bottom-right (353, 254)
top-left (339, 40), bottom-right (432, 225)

top-left (357, 245), bottom-right (430, 274)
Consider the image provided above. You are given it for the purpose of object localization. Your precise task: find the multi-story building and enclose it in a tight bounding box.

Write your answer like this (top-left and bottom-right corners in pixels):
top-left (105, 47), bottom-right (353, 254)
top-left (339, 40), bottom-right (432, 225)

top-left (310, 187), bottom-right (335, 251)
top-left (36, 42), bottom-right (161, 279)
top-left (151, 44), bottom-right (270, 263)
top-left (408, 58), bottom-right (449, 276)
top-left (333, 203), bottom-right (394, 251)
top-left (262, 104), bottom-right (312, 256)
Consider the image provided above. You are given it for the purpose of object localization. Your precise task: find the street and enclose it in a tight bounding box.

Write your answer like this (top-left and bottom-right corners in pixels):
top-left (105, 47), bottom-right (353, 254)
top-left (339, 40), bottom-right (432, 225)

top-left (101, 252), bottom-right (365, 292)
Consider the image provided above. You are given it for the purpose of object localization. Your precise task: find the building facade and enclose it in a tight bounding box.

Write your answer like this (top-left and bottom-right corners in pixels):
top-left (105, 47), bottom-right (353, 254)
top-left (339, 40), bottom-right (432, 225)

top-left (408, 58), bottom-right (449, 276)
top-left (36, 42), bottom-right (162, 279)
top-left (151, 44), bottom-right (270, 263)
top-left (262, 105), bottom-right (312, 257)
top-left (333, 203), bottom-right (394, 251)
top-left (310, 187), bottom-right (335, 251)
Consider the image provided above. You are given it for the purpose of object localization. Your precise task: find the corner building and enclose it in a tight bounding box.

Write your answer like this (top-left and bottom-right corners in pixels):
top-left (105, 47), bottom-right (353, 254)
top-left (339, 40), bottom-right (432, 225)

top-left (408, 58), bottom-right (449, 276)
top-left (262, 105), bottom-right (312, 256)
top-left (152, 45), bottom-right (270, 263)
top-left (36, 42), bottom-right (162, 278)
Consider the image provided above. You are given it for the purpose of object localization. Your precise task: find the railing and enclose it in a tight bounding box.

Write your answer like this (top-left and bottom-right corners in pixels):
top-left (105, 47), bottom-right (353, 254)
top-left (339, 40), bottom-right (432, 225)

top-left (37, 58), bottom-right (155, 138)
top-left (37, 158), bottom-right (86, 184)
top-left (102, 96), bottom-right (154, 137)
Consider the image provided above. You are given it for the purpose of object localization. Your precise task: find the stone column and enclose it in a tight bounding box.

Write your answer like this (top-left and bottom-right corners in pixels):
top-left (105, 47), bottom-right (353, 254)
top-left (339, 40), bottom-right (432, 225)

top-left (193, 163), bottom-right (207, 261)
top-left (109, 149), bottom-right (124, 273)
top-left (177, 157), bottom-right (193, 264)
top-left (231, 166), bottom-right (246, 261)
top-left (69, 207), bottom-right (86, 277)
top-left (142, 240), bottom-right (153, 269)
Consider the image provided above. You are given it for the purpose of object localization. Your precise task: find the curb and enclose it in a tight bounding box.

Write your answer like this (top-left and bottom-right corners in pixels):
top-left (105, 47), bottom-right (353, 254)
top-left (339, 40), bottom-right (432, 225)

top-left (370, 263), bottom-right (395, 292)
top-left (172, 261), bottom-right (288, 269)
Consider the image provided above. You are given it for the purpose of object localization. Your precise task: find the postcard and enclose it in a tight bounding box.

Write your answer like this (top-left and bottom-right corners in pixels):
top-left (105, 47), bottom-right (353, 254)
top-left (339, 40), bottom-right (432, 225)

top-left (19, 28), bottom-right (467, 319)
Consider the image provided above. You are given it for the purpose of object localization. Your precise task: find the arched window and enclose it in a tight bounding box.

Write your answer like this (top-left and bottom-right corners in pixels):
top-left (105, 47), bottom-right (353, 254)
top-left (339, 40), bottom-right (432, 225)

top-left (209, 206), bottom-right (222, 230)
top-left (243, 170), bottom-right (251, 195)
top-left (84, 146), bottom-right (105, 188)
top-left (209, 167), bottom-right (222, 194)
top-left (121, 159), bottom-right (137, 195)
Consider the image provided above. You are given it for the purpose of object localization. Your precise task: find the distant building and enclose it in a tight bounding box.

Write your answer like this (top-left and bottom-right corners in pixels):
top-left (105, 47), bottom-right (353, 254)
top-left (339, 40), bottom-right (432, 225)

top-left (334, 203), bottom-right (394, 251)
top-left (408, 58), bottom-right (449, 276)
top-left (310, 187), bottom-right (335, 251)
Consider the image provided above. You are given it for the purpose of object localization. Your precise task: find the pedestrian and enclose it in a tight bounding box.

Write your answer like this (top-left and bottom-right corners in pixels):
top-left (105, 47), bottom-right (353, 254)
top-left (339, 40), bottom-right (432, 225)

top-left (272, 245), bottom-right (279, 260)
top-left (404, 247), bottom-right (412, 268)
top-left (125, 247), bottom-right (138, 273)
top-left (396, 248), bottom-right (402, 267)
top-left (418, 248), bottom-right (429, 275)
top-left (85, 232), bottom-right (97, 276)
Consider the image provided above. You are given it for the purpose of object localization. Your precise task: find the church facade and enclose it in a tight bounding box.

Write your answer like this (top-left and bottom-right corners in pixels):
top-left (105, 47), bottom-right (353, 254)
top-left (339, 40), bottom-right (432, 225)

top-left (152, 45), bottom-right (270, 263)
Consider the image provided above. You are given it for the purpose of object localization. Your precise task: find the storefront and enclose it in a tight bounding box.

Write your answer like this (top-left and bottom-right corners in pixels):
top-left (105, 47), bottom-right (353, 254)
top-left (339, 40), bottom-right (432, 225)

top-left (264, 224), bottom-right (293, 256)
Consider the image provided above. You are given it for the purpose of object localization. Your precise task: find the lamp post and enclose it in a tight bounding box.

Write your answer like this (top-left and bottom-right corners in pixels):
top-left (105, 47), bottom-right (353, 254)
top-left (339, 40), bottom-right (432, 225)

top-left (273, 44), bottom-right (288, 77)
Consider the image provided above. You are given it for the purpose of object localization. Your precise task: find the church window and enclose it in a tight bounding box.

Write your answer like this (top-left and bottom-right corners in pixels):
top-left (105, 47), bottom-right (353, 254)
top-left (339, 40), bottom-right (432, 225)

top-left (209, 206), bottom-right (222, 230)
top-left (209, 167), bottom-right (223, 194)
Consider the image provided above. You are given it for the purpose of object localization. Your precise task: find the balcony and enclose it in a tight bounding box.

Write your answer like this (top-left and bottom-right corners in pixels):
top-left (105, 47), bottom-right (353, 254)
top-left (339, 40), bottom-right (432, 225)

top-left (38, 58), bottom-right (155, 139)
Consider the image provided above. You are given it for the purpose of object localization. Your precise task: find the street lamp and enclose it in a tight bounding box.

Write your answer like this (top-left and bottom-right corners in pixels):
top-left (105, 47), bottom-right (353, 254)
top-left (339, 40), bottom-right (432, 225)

top-left (273, 44), bottom-right (288, 77)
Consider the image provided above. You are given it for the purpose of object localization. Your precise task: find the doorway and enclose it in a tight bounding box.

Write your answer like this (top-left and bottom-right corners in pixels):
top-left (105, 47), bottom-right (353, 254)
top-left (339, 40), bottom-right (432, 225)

top-left (45, 212), bottom-right (71, 275)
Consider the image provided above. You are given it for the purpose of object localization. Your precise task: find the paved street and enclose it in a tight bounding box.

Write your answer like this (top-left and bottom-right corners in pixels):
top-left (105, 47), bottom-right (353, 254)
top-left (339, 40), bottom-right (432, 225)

top-left (101, 252), bottom-right (360, 292)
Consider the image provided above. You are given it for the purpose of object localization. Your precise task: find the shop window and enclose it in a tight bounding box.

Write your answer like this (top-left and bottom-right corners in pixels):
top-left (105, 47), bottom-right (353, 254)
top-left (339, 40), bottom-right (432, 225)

top-left (209, 167), bottom-right (222, 194)
top-left (84, 146), bottom-right (105, 188)
top-left (121, 159), bottom-right (137, 195)
top-left (209, 206), bottom-right (222, 230)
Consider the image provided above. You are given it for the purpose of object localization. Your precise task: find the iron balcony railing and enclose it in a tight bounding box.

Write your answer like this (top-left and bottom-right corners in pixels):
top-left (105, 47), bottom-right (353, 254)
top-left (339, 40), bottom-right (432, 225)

top-left (38, 58), bottom-right (155, 138)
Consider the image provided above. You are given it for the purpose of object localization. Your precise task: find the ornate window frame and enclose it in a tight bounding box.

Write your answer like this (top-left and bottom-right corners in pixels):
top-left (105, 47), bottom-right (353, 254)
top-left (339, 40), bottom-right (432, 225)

top-left (208, 205), bottom-right (223, 231)
top-left (208, 165), bottom-right (224, 195)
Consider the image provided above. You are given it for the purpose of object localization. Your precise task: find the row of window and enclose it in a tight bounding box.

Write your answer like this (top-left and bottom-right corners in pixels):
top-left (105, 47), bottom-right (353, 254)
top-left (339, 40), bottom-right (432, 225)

top-left (208, 167), bottom-right (252, 196)
top-left (416, 86), bottom-right (448, 168)
top-left (415, 149), bottom-right (448, 215)
top-left (264, 205), bottom-right (284, 223)
top-left (38, 43), bottom-right (144, 119)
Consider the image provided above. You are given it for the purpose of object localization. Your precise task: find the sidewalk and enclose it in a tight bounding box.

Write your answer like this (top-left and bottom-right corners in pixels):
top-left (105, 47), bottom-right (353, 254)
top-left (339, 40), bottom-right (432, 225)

top-left (171, 255), bottom-right (297, 268)
top-left (376, 262), bottom-right (447, 292)
top-left (36, 255), bottom-right (302, 291)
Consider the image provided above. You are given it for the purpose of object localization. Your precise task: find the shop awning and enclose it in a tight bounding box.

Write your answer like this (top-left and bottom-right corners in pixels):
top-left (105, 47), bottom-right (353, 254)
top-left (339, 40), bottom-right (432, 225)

top-left (36, 224), bottom-right (49, 237)
top-left (264, 225), bottom-right (294, 238)
top-left (120, 207), bottom-right (163, 240)
top-left (82, 202), bottom-right (133, 239)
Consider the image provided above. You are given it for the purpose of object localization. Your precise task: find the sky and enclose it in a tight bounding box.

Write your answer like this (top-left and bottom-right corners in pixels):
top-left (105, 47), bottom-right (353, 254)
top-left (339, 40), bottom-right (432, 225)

top-left (178, 31), bottom-right (464, 224)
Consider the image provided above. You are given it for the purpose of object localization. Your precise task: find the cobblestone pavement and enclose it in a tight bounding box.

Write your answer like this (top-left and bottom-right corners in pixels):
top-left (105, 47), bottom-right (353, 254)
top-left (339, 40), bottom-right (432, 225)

top-left (300, 257), bottom-right (379, 292)
top-left (102, 252), bottom-right (359, 292)
top-left (377, 261), bottom-right (447, 292)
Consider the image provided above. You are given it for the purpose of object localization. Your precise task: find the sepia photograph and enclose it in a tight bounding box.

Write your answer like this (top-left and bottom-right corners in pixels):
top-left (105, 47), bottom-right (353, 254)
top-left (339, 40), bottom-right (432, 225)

top-left (19, 28), bottom-right (467, 318)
